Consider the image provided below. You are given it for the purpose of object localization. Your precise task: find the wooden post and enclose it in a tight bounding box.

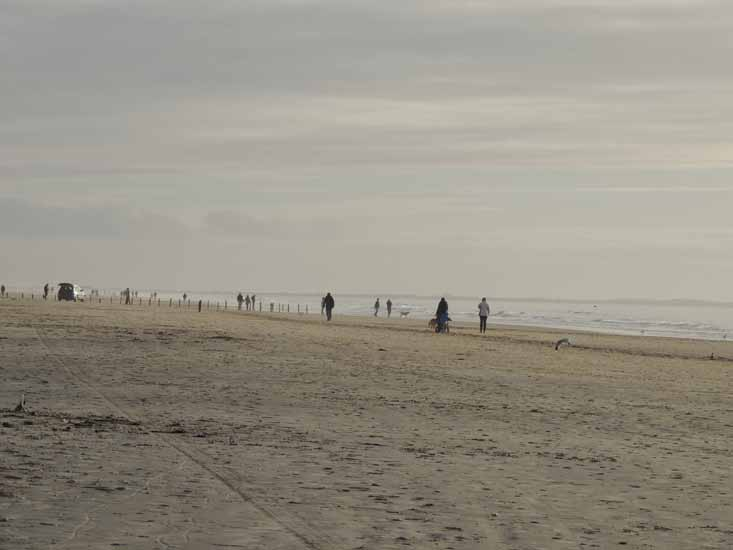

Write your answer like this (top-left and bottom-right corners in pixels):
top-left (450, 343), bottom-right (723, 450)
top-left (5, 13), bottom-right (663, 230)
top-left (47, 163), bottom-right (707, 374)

top-left (259, 301), bottom-right (262, 312)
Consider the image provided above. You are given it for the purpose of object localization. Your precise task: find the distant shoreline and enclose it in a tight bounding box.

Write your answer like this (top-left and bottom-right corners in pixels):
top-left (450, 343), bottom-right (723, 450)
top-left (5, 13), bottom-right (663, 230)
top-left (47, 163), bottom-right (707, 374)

top-left (4, 285), bottom-right (733, 308)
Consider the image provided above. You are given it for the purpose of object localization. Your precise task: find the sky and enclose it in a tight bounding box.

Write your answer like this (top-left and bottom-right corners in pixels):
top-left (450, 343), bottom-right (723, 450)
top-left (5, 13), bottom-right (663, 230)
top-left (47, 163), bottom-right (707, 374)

top-left (2, 0), bottom-right (732, 300)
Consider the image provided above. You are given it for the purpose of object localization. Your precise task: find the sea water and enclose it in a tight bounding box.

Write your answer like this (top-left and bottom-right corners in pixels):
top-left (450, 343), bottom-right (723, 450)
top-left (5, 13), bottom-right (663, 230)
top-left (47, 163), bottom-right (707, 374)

top-left (133, 290), bottom-right (732, 342)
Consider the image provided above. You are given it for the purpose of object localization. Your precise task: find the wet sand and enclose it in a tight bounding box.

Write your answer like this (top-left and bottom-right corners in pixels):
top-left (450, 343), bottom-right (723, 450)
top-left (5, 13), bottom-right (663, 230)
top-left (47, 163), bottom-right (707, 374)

top-left (1, 299), bottom-right (732, 549)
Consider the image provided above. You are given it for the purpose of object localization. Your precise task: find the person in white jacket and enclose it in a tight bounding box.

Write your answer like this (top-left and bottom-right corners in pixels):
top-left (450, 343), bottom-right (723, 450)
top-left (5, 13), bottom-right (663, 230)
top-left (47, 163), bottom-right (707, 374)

top-left (478, 297), bottom-right (490, 333)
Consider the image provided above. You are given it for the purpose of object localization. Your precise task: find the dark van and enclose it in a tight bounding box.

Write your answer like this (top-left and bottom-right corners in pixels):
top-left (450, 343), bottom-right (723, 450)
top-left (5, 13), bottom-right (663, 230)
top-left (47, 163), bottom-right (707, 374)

top-left (57, 283), bottom-right (76, 301)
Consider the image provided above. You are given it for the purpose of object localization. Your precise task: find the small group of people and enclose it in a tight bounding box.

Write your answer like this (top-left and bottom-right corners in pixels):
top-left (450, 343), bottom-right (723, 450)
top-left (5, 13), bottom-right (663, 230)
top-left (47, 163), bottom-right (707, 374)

top-left (236, 292), bottom-right (257, 311)
top-left (373, 298), bottom-right (393, 317)
top-left (432, 296), bottom-right (490, 334)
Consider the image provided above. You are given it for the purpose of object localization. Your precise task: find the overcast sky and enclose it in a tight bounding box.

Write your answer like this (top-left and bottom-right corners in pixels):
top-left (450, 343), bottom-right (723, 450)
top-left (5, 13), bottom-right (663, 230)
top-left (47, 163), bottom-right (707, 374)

top-left (2, 0), bottom-right (732, 299)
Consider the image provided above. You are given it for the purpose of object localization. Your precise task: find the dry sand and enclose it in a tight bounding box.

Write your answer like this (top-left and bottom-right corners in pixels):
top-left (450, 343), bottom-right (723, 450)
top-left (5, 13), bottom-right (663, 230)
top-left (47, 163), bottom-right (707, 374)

top-left (1, 299), bottom-right (732, 549)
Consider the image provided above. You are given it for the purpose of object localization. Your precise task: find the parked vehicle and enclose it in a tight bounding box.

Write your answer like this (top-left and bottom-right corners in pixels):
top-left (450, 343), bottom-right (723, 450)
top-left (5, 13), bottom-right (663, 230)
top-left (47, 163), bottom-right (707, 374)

top-left (57, 283), bottom-right (75, 301)
top-left (57, 283), bottom-right (85, 302)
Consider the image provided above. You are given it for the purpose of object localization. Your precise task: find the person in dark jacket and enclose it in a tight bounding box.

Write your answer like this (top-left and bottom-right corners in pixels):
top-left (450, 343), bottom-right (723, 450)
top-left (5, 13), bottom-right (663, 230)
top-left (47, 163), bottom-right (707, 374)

top-left (324, 292), bottom-right (335, 321)
top-left (435, 297), bottom-right (449, 333)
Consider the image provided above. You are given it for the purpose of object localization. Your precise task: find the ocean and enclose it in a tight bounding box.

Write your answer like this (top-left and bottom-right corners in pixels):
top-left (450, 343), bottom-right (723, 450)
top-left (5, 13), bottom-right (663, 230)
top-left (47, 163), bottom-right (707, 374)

top-left (93, 289), bottom-right (733, 342)
top-left (10, 283), bottom-right (732, 341)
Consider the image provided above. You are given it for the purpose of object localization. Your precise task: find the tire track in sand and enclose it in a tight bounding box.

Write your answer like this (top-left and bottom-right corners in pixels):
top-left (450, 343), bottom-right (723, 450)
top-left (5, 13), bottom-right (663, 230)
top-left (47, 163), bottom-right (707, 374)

top-left (34, 327), bottom-right (332, 550)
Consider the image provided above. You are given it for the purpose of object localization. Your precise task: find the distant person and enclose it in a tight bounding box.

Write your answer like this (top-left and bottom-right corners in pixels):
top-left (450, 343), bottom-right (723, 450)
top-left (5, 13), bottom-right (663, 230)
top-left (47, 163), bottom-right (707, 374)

top-left (237, 292), bottom-right (244, 311)
top-left (374, 298), bottom-right (380, 317)
top-left (245, 294), bottom-right (251, 311)
top-left (183, 293), bottom-right (188, 302)
top-left (125, 287), bottom-right (131, 305)
top-left (435, 297), bottom-right (449, 333)
top-left (321, 296), bottom-right (326, 316)
top-left (251, 294), bottom-right (256, 310)
top-left (478, 297), bottom-right (490, 333)
top-left (43, 283), bottom-right (49, 300)
top-left (1, 284), bottom-right (5, 297)
top-left (324, 292), bottom-right (335, 321)
top-left (386, 299), bottom-right (392, 317)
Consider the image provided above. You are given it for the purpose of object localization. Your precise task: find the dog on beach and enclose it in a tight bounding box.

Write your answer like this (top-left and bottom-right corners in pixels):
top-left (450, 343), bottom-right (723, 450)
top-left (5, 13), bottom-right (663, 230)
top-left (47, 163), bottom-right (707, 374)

top-left (429, 318), bottom-right (450, 333)
top-left (554, 338), bottom-right (571, 350)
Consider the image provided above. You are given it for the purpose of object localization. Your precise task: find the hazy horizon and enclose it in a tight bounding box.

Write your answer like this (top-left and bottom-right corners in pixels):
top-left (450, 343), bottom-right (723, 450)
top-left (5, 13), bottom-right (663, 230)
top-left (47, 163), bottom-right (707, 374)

top-left (2, 1), bottom-right (732, 301)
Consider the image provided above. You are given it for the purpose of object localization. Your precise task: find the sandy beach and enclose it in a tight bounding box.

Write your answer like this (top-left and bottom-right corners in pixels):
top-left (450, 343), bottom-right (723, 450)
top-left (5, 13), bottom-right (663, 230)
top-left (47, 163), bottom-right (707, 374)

top-left (1, 299), bottom-right (732, 549)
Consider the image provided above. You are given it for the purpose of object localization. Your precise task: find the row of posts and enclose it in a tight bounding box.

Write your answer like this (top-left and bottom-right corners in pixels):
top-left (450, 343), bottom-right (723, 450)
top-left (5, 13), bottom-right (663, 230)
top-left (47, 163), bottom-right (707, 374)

top-left (2, 293), bottom-right (310, 315)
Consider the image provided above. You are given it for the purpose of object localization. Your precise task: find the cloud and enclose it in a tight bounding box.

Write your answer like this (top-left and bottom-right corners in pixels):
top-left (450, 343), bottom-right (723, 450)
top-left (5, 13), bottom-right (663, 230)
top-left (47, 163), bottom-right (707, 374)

top-left (0, 198), bottom-right (188, 240)
top-left (203, 211), bottom-right (283, 238)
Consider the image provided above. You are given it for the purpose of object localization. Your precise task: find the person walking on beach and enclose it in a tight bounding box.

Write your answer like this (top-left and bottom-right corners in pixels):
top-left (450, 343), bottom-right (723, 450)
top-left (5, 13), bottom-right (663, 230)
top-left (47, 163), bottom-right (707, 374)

top-left (324, 292), bottom-right (335, 321)
top-left (43, 283), bottom-right (49, 300)
top-left (124, 287), bottom-right (131, 305)
top-left (374, 298), bottom-right (380, 317)
top-left (386, 298), bottom-right (392, 318)
top-left (435, 297), bottom-right (449, 333)
top-left (251, 294), bottom-right (256, 310)
top-left (0, 284), bottom-right (5, 298)
top-left (245, 294), bottom-right (251, 311)
top-left (237, 292), bottom-right (244, 311)
top-left (478, 297), bottom-right (490, 333)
